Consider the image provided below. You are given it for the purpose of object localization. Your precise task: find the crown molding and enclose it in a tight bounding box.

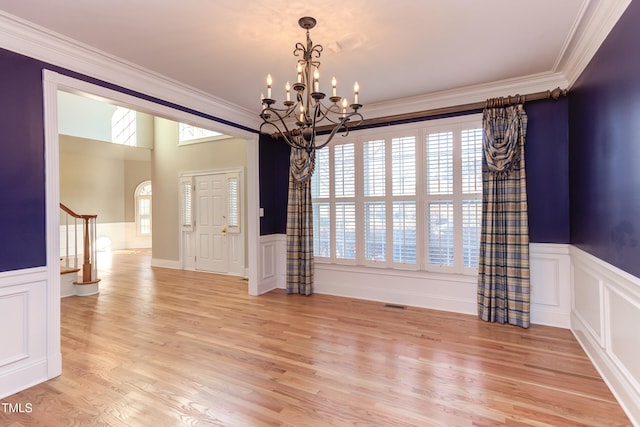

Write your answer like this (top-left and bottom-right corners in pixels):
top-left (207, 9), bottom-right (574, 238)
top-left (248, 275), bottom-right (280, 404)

top-left (557, 0), bottom-right (632, 88)
top-left (363, 72), bottom-right (569, 120)
top-left (0, 2), bottom-right (630, 127)
top-left (0, 11), bottom-right (262, 132)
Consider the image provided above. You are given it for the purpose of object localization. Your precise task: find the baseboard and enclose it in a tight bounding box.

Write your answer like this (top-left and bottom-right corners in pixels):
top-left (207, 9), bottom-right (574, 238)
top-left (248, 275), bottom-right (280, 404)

top-left (60, 272), bottom-right (76, 298)
top-left (0, 358), bottom-right (48, 400)
top-left (572, 314), bottom-right (640, 426)
top-left (150, 258), bottom-right (182, 270)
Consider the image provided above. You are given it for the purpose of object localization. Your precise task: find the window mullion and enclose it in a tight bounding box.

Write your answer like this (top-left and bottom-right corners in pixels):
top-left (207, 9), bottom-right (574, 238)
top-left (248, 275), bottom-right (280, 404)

top-left (452, 125), bottom-right (464, 272)
top-left (329, 145), bottom-right (336, 263)
top-left (385, 135), bottom-right (393, 267)
top-left (355, 136), bottom-right (364, 265)
top-left (416, 128), bottom-right (425, 271)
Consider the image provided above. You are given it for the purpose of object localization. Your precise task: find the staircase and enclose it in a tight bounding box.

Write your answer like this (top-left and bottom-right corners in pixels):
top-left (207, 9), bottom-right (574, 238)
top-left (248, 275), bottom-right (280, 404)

top-left (60, 203), bottom-right (101, 297)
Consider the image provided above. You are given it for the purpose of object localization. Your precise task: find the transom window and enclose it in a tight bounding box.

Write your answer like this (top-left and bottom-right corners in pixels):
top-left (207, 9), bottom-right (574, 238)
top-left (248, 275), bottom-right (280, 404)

top-left (178, 123), bottom-right (230, 145)
top-left (311, 115), bottom-right (482, 274)
top-left (112, 107), bottom-right (137, 146)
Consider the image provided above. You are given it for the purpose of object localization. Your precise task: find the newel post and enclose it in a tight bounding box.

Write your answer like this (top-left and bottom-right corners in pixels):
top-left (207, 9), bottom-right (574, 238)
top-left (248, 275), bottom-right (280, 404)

top-left (82, 216), bottom-right (92, 283)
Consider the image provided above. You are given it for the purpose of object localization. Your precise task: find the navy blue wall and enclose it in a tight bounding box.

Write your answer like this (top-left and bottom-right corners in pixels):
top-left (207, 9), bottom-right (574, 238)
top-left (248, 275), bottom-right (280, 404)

top-left (259, 133), bottom-right (289, 235)
top-left (0, 49), bottom-right (46, 271)
top-left (257, 100), bottom-right (571, 243)
top-left (0, 46), bottom-right (257, 272)
top-left (526, 98), bottom-right (570, 243)
top-left (569, 1), bottom-right (640, 278)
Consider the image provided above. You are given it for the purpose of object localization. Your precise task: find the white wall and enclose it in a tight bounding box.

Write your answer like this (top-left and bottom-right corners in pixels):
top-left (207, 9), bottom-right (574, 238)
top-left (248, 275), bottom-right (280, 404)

top-left (258, 237), bottom-right (571, 328)
top-left (571, 247), bottom-right (640, 426)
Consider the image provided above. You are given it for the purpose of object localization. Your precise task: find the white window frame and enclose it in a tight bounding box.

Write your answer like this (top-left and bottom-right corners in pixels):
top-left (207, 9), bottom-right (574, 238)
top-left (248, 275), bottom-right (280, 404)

top-left (423, 118), bottom-right (482, 275)
top-left (179, 176), bottom-right (194, 232)
top-left (311, 114), bottom-right (482, 275)
top-left (226, 172), bottom-right (241, 234)
top-left (135, 180), bottom-right (152, 237)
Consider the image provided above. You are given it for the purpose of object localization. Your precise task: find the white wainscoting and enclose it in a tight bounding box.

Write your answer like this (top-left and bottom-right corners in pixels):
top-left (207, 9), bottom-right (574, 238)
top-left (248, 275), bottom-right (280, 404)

top-left (570, 246), bottom-right (640, 426)
top-left (257, 236), bottom-right (571, 328)
top-left (530, 243), bottom-right (572, 327)
top-left (257, 234), bottom-right (286, 295)
top-left (124, 222), bottom-right (152, 250)
top-left (0, 267), bottom-right (55, 399)
top-left (59, 222), bottom-right (151, 257)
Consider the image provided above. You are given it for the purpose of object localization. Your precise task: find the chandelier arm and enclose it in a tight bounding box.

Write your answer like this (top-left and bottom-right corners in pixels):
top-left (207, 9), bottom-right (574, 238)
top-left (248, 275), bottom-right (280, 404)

top-left (260, 121), bottom-right (306, 150)
top-left (260, 108), bottom-right (296, 124)
top-left (314, 119), bottom-right (347, 150)
top-left (261, 101), bottom-right (299, 123)
top-left (260, 108), bottom-right (307, 150)
top-left (310, 102), bottom-right (364, 128)
top-left (314, 110), bottom-right (364, 150)
top-left (310, 101), bottom-right (341, 124)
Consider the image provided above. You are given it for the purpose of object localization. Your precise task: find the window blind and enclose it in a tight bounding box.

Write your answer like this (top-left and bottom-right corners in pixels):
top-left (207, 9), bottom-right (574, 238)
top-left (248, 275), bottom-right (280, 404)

top-left (335, 202), bottom-right (356, 259)
top-left (335, 143), bottom-right (355, 198)
top-left (426, 131), bottom-right (453, 195)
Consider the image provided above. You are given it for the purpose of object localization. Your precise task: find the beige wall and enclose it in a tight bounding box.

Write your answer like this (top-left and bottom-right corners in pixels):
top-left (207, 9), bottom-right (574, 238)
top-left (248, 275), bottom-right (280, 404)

top-left (59, 135), bottom-right (151, 224)
top-left (124, 160), bottom-right (152, 222)
top-left (136, 112), bottom-right (154, 149)
top-left (152, 118), bottom-right (247, 262)
top-left (59, 117), bottom-right (246, 264)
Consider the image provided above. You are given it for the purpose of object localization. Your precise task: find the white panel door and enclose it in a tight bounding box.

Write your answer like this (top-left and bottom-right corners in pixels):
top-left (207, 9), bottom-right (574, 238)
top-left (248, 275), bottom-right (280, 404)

top-left (195, 174), bottom-right (228, 273)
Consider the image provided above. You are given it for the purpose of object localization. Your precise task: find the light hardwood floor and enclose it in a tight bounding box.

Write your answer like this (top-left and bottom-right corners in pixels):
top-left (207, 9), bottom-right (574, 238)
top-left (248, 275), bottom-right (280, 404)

top-left (0, 250), bottom-right (631, 426)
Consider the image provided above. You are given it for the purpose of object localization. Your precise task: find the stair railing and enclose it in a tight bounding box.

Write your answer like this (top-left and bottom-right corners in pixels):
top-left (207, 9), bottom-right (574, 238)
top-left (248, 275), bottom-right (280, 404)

top-left (60, 203), bottom-right (99, 283)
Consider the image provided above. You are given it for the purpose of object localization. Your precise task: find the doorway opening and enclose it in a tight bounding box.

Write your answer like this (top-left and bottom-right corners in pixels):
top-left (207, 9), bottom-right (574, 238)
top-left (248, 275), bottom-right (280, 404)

top-left (43, 70), bottom-right (261, 380)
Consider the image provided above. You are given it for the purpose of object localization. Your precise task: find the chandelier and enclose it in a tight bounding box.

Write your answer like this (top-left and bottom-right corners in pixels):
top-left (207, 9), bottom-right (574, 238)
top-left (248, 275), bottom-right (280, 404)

top-left (259, 16), bottom-right (363, 151)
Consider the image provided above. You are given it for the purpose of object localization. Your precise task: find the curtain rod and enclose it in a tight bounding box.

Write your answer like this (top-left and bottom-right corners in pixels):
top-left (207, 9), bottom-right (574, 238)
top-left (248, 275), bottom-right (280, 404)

top-left (316, 87), bottom-right (568, 132)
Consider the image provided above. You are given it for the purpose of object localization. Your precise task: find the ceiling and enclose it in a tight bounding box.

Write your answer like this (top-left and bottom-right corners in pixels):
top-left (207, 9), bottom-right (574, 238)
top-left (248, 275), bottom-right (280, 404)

top-left (0, 1), bottom-right (629, 118)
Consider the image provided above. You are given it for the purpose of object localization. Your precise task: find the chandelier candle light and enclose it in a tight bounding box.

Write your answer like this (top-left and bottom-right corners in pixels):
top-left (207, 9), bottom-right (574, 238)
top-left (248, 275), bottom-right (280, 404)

top-left (259, 16), bottom-right (363, 151)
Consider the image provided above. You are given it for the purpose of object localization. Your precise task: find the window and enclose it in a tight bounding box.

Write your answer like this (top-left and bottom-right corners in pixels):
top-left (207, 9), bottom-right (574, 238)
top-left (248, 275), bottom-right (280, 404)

top-left (135, 181), bottom-right (152, 236)
top-left (112, 107), bottom-right (137, 146)
top-left (392, 136), bottom-right (417, 265)
top-left (180, 177), bottom-right (193, 231)
top-left (312, 148), bottom-right (331, 258)
top-left (311, 115), bottom-right (482, 274)
top-left (227, 174), bottom-right (240, 233)
top-left (178, 123), bottom-right (230, 145)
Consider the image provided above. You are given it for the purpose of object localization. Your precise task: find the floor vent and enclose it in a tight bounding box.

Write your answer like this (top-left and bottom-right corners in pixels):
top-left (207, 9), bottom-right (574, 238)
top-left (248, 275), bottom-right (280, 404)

top-left (384, 303), bottom-right (406, 310)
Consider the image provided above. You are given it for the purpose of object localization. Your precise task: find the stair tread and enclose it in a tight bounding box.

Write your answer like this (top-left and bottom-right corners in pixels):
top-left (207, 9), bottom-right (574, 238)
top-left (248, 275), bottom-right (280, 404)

top-left (60, 267), bottom-right (81, 274)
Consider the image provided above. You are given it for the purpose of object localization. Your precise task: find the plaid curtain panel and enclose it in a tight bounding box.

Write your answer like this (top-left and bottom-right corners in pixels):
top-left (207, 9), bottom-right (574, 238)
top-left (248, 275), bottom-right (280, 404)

top-left (286, 147), bottom-right (315, 295)
top-left (477, 104), bottom-right (530, 328)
